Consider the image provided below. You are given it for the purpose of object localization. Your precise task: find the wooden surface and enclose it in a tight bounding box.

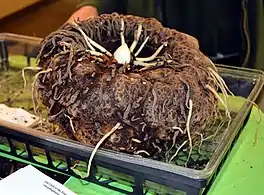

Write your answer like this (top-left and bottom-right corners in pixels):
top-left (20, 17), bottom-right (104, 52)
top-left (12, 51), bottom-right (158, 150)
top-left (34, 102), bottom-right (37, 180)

top-left (0, 0), bottom-right (41, 19)
top-left (0, 0), bottom-right (78, 38)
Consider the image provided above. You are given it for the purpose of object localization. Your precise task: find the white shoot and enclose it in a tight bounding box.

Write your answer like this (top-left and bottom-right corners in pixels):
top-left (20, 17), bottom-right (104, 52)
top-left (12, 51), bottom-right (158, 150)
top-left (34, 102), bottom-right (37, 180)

top-left (113, 18), bottom-right (131, 64)
top-left (120, 18), bottom-right (125, 45)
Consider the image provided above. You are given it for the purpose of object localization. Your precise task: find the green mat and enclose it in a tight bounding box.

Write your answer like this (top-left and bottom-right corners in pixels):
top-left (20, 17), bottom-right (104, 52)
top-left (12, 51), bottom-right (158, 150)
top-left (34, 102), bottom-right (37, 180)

top-left (208, 106), bottom-right (264, 195)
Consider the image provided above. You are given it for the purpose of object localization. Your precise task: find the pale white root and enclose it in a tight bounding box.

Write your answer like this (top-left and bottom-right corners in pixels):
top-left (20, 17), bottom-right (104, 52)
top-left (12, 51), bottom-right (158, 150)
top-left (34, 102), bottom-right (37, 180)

top-left (134, 150), bottom-right (150, 156)
top-left (185, 99), bottom-right (193, 167)
top-left (22, 67), bottom-right (42, 90)
top-left (70, 163), bottom-right (86, 178)
top-left (32, 68), bottom-right (53, 115)
top-left (205, 56), bottom-right (218, 71)
top-left (208, 67), bottom-right (234, 103)
top-left (133, 60), bottom-right (163, 67)
top-left (195, 132), bottom-right (214, 153)
top-left (206, 84), bottom-right (231, 119)
top-left (136, 42), bottom-right (168, 62)
top-left (209, 67), bottom-right (235, 96)
top-left (86, 50), bottom-right (104, 57)
top-left (130, 23), bottom-right (142, 52)
top-left (213, 119), bottom-right (227, 139)
top-left (86, 122), bottom-right (122, 177)
top-left (64, 114), bottom-right (76, 134)
top-left (86, 37), bottom-right (112, 57)
top-left (169, 140), bottom-right (188, 163)
top-left (165, 127), bottom-right (184, 161)
top-left (134, 61), bottom-right (164, 71)
top-left (131, 138), bottom-right (142, 143)
top-left (134, 36), bottom-right (149, 57)
top-left (165, 131), bottom-right (179, 161)
top-left (208, 72), bottom-right (228, 105)
top-left (172, 126), bottom-right (184, 134)
top-left (72, 21), bottom-right (112, 57)
top-left (71, 22), bottom-right (95, 51)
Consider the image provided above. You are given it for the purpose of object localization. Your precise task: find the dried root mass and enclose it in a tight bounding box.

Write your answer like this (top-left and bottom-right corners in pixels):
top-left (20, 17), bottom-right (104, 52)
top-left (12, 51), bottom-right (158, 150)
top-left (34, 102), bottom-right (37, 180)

top-left (35, 13), bottom-right (229, 166)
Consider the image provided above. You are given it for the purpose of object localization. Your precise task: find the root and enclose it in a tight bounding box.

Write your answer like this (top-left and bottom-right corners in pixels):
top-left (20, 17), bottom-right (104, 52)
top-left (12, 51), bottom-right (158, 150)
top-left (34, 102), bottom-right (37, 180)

top-left (195, 132), bottom-right (213, 154)
top-left (133, 60), bottom-right (157, 67)
top-left (86, 50), bottom-right (104, 57)
top-left (246, 100), bottom-right (262, 124)
top-left (21, 67), bottom-right (42, 90)
top-left (86, 37), bottom-right (112, 57)
top-left (169, 140), bottom-right (188, 163)
top-left (213, 119), bottom-right (227, 138)
top-left (206, 84), bottom-right (231, 119)
top-left (205, 56), bottom-right (218, 71)
top-left (131, 138), bottom-right (142, 143)
top-left (37, 13), bottom-right (232, 170)
top-left (71, 21), bottom-right (95, 51)
top-left (71, 22), bottom-right (111, 57)
top-left (136, 42), bottom-right (168, 62)
top-left (134, 36), bottom-right (149, 57)
top-left (151, 88), bottom-right (157, 122)
top-left (123, 103), bottom-right (131, 121)
top-left (208, 67), bottom-right (234, 97)
top-left (53, 87), bottom-right (63, 101)
top-left (179, 78), bottom-right (191, 109)
top-left (165, 131), bottom-right (179, 161)
top-left (172, 126), bottom-right (184, 133)
top-left (86, 122), bottom-right (122, 177)
top-left (130, 23), bottom-right (142, 52)
top-left (64, 114), bottom-right (76, 134)
top-left (134, 150), bottom-right (150, 156)
top-left (152, 142), bottom-right (162, 153)
top-left (185, 99), bottom-right (193, 167)
top-left (133, 61), bottom-right (164, 71)
top-left (32, 68), bottom-right (53, 115)
top-left (62, 47), bottom-right (74, 80)
top-left (70, 163), bottom-right (87, 179)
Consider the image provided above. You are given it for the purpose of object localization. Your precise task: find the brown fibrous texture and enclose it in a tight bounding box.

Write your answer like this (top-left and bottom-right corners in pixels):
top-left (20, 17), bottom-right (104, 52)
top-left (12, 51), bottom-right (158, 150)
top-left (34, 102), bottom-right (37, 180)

top-left (36, 13), bottom-right (219, 161)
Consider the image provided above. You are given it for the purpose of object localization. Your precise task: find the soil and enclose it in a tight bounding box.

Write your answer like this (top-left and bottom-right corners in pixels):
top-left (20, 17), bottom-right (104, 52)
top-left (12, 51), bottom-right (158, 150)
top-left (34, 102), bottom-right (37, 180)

top-left (34, 13), bottom-right (221, 166)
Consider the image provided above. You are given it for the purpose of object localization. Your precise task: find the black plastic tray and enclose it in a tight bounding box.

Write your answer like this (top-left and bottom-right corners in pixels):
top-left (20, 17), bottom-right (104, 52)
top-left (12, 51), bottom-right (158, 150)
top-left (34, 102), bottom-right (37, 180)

top-left (0, 33), bottom-right (263, 195)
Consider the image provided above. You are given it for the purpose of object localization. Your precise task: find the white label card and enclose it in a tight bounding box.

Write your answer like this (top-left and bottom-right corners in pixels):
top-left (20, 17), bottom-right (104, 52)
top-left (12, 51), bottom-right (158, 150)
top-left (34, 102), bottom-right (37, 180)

top-left (0, 165), bottom-right (77, 195)
top-left (0, 104), bottom-right (39, 127)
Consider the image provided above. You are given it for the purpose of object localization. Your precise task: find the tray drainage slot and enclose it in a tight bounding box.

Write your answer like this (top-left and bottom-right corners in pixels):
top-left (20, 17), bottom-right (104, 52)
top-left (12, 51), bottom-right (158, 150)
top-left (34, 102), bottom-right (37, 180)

top-left (49, 151), bottom-right (68, 171)
top-left (30, 145), bottom-right (48, 164)
top-left (11, 139), bottom-right (28, 158)
top-left (145, 180), bottom-right (186, 195)
top-left (96, 166), bottom-right (134, 193)
top-left (0, 136), bottom-right (11, 152)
